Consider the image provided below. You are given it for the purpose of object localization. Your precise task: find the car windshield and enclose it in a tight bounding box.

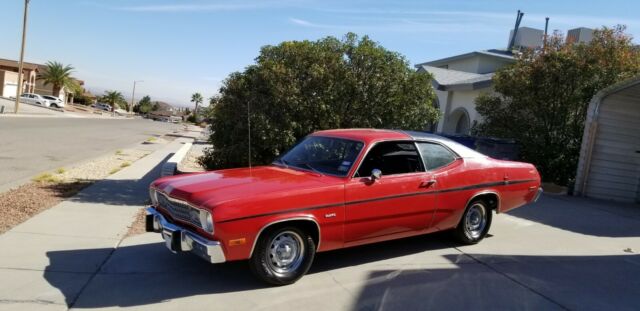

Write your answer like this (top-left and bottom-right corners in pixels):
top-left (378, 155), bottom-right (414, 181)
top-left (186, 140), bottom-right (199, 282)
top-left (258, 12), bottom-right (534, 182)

top-left (275, 136), bottom-right (364, 177)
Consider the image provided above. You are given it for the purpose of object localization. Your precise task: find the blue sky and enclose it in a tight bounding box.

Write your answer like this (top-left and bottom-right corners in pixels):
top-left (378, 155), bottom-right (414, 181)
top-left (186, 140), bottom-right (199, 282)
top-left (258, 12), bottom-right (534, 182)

top-left (0, 0), bottom-right (637, 106)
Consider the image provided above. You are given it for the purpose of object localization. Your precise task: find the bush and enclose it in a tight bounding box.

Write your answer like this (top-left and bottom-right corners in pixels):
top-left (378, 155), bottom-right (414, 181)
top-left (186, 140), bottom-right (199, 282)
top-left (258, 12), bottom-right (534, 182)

top-left (473, 26), bottom-right (640, 185)
top-left (201, 33), bottom-right (439, 170)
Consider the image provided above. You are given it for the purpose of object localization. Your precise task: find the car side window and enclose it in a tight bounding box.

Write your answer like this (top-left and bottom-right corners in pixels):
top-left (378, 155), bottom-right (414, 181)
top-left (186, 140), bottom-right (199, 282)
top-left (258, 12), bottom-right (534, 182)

top-left (417, 142), bottom-right (457, 171)
top-left (356, 141), bottom-right (424, 177)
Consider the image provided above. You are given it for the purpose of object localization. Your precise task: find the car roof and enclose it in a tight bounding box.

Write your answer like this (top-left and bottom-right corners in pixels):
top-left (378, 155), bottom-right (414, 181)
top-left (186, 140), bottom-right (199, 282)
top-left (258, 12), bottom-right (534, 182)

top-left (311, 129), bottom-right (410, 144)
top-left (312, 128), bottom-right (486, 158)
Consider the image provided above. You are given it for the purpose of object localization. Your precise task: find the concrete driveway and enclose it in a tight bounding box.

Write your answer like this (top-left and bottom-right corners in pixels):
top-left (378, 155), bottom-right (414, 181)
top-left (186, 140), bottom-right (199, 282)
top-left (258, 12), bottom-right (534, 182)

top-left (10, 194), bottom-right (636, 311)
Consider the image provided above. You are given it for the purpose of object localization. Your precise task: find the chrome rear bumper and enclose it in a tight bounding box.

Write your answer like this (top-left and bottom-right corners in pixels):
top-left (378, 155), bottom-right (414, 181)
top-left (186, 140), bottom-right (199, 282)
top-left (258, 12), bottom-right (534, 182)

top-left (145, 207), bottom-right (226, 264)
top-left (533, 187), bottom-right (543, 202)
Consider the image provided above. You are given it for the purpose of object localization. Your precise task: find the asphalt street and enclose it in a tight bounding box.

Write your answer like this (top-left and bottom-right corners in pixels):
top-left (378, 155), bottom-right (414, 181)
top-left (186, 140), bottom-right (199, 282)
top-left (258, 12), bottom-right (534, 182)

top-left (0, 117), bottom-right (181, 192)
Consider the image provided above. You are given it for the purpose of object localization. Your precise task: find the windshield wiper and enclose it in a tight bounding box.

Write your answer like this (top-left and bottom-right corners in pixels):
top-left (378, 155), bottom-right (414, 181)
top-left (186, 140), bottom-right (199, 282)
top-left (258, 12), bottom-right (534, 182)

top-left (273, 158), bottom-right (290, 168)
top-left (297, 162), bottom-right (323, 175)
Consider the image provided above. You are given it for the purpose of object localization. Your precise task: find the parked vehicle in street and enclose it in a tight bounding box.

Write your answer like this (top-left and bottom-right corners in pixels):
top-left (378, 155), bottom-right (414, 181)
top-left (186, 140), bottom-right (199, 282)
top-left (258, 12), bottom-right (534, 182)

top-left (146, 129), bottom-right (542, 285)
top-left (20, 93), bottom-right (51, 107)
top-left (92, 103), bottom-right (112, 111)
top-left (41, 95), bottom-right (65, 108)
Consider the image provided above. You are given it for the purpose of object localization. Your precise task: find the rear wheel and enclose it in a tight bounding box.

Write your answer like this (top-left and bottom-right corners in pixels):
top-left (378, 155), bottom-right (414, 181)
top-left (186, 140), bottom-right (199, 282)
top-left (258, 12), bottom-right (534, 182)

top-left (249, 226), bottom-right (315, 285)
top-left (453, 200), bottom-right (492, 244)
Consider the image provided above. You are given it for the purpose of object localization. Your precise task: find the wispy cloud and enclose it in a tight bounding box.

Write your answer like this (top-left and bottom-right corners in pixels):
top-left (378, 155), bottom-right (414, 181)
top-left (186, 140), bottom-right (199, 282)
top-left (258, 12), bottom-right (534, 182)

top-left (115, 0), bottom-right (311, 13)
top-left (288, 17), bottom-right (502, 34)
top-left (117, 3), bottom-right (265, 12)
top-left (313, 8), bottom-right (637, 30)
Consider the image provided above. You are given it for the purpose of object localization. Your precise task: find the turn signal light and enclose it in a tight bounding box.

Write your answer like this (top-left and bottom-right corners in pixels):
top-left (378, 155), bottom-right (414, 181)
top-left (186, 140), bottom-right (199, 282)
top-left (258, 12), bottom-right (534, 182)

top-left (229, 238), bottom-right (246, 246)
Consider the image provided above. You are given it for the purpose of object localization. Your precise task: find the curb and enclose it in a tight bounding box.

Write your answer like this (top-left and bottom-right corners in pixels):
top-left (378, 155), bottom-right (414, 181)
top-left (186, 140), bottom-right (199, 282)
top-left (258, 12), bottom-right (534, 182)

top-left (161, 140), bottom-right (193, 176)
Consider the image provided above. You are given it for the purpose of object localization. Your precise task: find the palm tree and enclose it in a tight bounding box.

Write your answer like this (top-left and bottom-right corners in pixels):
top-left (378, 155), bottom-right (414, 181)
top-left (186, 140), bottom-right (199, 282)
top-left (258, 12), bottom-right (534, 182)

top-left (39, 61), bottom-right (79, 98)
top-left (191, 92), bottom-right (203, 120)
top-left (103, 90), bottom-right (125, 115)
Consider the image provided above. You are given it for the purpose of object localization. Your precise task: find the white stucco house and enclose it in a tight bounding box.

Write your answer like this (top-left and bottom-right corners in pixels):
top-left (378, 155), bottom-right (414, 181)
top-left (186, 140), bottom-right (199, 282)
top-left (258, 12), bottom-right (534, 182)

top-left (415, 49), bottom-right (515, 134)
top-left (416, 26), bottom-right (594, 135)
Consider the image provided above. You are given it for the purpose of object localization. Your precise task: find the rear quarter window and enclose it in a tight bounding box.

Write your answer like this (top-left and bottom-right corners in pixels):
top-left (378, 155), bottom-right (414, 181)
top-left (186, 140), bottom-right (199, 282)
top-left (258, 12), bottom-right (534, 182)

top-left (417, 142), bottom-right (456, 170)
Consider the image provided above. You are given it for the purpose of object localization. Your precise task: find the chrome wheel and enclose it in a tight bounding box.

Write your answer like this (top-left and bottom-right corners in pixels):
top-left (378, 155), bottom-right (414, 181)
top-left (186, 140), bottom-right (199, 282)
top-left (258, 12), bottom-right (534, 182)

top-left (464, 203), bottom-right (487, 239)
top-left (266, 230), bottom-right (305, 276)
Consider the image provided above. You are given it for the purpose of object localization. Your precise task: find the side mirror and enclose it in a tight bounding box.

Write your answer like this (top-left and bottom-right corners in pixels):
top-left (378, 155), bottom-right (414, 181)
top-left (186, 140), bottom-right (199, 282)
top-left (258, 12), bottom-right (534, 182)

top-left (371, 169), bottom-right (382, 181)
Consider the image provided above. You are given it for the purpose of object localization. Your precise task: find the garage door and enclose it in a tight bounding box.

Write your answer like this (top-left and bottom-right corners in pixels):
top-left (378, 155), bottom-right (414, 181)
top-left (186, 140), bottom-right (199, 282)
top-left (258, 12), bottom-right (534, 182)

top-left (585, 89), bottom-right (640, 203)
top-left (2, 83), bottom-right (17, 98)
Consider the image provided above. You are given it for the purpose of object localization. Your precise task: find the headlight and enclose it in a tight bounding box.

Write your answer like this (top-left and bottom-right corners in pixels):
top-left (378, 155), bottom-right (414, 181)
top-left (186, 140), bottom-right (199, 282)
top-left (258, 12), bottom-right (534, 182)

top-left (149, 187), bottom-right (158, 206)
top-left (199, 209), bottom-right (214, 233)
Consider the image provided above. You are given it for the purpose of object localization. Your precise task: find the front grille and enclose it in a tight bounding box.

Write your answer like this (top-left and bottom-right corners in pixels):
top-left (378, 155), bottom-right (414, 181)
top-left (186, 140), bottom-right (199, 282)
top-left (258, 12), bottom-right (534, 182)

top-left (157, 192), bottom-right (202, 229)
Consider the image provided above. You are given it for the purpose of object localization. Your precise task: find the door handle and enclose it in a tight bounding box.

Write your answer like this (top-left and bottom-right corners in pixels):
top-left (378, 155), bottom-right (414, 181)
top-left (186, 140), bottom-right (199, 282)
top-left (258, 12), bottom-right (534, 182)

top-left (420, 179), bottom-right (437, 188)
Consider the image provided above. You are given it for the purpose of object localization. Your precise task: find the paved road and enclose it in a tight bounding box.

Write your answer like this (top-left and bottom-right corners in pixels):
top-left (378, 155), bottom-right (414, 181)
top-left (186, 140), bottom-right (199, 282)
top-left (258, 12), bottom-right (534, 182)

top-left (0, 117), bottom-right (181, 192)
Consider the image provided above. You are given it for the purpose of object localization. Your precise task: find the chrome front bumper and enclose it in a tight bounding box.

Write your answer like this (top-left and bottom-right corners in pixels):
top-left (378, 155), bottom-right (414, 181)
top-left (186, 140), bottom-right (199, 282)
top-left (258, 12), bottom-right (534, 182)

top-left (145, 207), bottom-right (226, 264)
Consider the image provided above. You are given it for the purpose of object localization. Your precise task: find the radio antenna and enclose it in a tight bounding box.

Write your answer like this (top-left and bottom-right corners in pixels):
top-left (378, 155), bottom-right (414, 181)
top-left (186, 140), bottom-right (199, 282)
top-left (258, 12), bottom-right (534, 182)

top-left (247, 99), bottom-right (252, 173)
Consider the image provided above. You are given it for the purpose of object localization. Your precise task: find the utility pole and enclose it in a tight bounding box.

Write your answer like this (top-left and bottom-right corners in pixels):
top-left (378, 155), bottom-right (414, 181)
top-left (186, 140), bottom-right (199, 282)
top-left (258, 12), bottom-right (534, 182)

top-left (130, 80), bottom-right (143, 114)
top-left (14, 0), bottom-right (30, 114)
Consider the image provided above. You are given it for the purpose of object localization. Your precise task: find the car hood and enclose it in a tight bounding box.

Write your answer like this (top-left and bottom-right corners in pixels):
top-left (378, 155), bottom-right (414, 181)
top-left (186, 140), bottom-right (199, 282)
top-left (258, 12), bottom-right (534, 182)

top-left (152, 166), bottom-right (342, 210)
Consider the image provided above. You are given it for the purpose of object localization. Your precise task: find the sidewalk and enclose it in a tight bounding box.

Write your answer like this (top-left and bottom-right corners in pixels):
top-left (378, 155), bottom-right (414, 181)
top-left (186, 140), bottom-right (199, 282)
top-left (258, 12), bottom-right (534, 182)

top-left (0, 137), bottom-right (192, 310)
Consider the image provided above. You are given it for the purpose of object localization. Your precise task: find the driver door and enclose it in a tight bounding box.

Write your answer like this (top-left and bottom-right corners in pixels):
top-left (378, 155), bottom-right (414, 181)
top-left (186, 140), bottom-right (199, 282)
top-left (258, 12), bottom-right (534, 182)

top-left (344, 141), bottom-right (437, 244)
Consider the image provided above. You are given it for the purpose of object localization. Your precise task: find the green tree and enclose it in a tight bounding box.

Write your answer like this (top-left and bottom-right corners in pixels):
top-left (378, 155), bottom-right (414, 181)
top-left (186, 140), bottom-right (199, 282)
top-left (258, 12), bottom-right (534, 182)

top-left (474, 26), bottom-right (640, 185)
top-left (102, 90), bottom-right (126, 113)
top-left (39, 61), bottom-right (80, 96)
top-left (135, 95), bottom-right (152, 114)
top-left (191, 93), bottom-right (203, 120)
top-left (200, 33), bottom-right (439, 170)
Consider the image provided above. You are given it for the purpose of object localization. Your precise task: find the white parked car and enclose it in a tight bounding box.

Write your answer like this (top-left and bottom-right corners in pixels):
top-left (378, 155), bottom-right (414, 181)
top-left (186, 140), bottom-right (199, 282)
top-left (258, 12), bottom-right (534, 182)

top-left (42, 95), bottom-right (65, 108)
top-left (20, 93), bottom-right (52, 107)
top-left (92, 103), bottom-right (112, 111)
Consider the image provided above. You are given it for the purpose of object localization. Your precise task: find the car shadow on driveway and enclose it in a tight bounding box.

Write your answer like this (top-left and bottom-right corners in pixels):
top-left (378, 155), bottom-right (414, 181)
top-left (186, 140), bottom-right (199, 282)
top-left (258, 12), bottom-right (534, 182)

top-left (44, 233), bottom-right (463, 308)
top-left (43, 234), bottom-right (640, 310)
top-left (352, 253), bottom-right (640, 311)
top-left (508, 194), bottom-right (640, 237)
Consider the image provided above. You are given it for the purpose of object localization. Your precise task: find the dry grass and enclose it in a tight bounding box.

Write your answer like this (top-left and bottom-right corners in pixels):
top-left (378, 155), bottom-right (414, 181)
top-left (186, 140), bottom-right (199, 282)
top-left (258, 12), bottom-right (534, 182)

top-left (55, 167), bottom-right (66, 174)
top-left (146, 137), bottom-right (157, 142)
top-left (120, 162), bottom-right (131, 168)
top-left (126, 208), bottom-right (148, 237)
top-left (109, 168), bottom-right (121, 175)
top-left (115, 149), bottom-right (124, 155)
top-left (32, 172), bottom-right (62, 183)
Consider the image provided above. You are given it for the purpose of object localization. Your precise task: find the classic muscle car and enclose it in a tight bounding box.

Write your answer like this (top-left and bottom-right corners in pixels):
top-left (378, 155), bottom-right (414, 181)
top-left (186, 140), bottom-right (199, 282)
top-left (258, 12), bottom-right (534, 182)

top-left (146, 129), bottom-right (542, 285)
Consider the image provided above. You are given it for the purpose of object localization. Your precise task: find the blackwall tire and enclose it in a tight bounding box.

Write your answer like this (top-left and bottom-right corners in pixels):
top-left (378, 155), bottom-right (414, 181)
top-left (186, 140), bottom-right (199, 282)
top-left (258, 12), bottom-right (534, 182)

top-left (249, 226), bottom-right (316, 286)
top-left (453, 200), bottom-right (492, 245)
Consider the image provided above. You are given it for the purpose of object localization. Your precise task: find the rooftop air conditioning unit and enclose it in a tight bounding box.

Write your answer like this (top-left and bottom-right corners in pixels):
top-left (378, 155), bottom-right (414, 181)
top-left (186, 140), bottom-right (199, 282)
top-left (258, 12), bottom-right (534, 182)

top-left (508, 27), bottom-right (544, 49)
top-left (567, 27), bottom-right (594, 44)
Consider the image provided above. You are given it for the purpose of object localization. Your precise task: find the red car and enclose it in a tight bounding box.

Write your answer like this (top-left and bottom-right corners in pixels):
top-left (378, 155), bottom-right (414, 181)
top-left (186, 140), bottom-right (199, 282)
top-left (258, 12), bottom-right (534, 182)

top-left (146, 129), bottom-right (542, 285)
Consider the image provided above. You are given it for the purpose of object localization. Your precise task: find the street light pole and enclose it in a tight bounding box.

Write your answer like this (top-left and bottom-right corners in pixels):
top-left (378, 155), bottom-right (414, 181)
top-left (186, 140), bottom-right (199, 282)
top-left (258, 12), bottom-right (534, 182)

top-left (130, 80), bottom-right (143, 114)
top-left (14, 0), bottom-right (30, 114)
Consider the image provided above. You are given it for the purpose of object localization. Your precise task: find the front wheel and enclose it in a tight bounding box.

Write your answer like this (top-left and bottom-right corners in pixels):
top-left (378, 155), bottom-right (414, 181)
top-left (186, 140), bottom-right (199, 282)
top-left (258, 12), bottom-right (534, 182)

top-left (453, 200), bottom-right (492, 244)
top-left (249, 227), bottom-right (316, 285)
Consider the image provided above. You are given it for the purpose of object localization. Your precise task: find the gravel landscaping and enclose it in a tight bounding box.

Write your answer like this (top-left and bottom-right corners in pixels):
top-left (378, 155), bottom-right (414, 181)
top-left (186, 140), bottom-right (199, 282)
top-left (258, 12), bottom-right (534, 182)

top-left (0, 147), bottom-right (153, 234)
